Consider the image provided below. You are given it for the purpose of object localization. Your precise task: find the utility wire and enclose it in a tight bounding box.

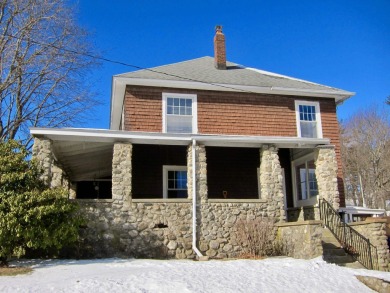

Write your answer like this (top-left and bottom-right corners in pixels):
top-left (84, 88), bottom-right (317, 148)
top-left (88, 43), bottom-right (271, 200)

top-left (4, 33), bottom-right (258, 94)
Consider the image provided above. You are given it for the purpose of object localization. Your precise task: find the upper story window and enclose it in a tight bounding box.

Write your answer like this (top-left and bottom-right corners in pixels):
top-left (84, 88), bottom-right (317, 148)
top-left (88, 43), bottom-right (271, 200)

top-left (295, 101), bottom-right (322, 138)
top-left (162, 93), bottom-right (197, 133)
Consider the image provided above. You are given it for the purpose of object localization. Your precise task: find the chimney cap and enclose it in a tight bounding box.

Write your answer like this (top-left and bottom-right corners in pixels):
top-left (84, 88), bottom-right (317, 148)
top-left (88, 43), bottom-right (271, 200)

top-left (215, 25), bottom-right (223, 33)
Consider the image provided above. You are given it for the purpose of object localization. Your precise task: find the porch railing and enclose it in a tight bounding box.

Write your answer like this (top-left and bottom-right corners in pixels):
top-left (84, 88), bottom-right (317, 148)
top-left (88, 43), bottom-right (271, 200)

top-left (319, 198), bottom-right (379, 270)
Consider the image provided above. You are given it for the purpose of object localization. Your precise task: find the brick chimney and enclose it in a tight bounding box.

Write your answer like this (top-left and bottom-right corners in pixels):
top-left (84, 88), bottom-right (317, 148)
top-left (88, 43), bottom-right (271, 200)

top-left (214, 25), bottom-right (226, 70)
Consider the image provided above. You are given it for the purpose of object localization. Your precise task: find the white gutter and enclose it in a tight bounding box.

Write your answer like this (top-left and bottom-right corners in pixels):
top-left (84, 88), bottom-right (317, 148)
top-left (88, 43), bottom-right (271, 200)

top-left (192, 139), bottom-right (203, 258)
top-left (30, 127), bottom-right (330, 148)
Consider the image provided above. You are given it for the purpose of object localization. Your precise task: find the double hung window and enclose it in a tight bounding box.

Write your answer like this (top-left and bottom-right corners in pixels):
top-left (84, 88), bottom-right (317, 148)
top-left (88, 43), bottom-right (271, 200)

top-left (295, 101), bottom-right (322, 138)
top-left (163, 93), bottom-right (197, 133)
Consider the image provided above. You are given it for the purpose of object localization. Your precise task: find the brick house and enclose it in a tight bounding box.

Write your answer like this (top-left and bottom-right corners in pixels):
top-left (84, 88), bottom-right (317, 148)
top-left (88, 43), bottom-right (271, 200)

top-left (31, 26), bottom-right (355, 259)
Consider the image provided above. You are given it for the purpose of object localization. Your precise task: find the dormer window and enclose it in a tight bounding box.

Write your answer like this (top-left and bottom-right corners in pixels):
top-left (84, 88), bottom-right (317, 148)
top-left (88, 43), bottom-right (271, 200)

top-left (162, 93), bottom-right (197, 133)
top-left (295, 101), bottom-right (322, 138)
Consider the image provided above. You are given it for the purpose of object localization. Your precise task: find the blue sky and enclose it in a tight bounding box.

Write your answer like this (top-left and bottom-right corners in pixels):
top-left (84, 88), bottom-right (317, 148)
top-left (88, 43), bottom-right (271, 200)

top-left (75, 0), bottom-right (390, 129)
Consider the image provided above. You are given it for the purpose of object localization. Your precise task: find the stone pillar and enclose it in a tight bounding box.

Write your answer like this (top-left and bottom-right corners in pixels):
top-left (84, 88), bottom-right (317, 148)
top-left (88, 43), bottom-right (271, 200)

top-left (350, 219), bottom-right (389, 271)
top-left (187, 145), bottom-right (193, 200)
top-left (32, 137), bottom-right (53, 185)
top-left (197, 145), bottom-right (208, 202)
top-left (112, 143), bottom-right (132, 209)
top-left (187, 143), bottom-right (208, 202)
top-left (315, 145), bottom-right (339, 210)
top-left (260, 145), bottom-right (285, 222)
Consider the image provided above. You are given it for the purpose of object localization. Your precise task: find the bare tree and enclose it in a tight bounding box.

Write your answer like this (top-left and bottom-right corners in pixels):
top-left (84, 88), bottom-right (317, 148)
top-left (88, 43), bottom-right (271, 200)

top-left (341, 105), bottom-right (390, 209)
top-left (0, 0), bottom-right (99, 146)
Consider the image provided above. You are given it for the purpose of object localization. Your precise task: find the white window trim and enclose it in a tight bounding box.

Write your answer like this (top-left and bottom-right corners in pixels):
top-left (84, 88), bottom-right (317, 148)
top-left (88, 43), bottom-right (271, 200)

top-left (295, 100), bottom-right (323, 138)
top-left (162, 93), bottom-right (198, 134)
top-left (291, 154), bottom-right (318, 207)
top-left (162, 165), bottom-right (188, 199)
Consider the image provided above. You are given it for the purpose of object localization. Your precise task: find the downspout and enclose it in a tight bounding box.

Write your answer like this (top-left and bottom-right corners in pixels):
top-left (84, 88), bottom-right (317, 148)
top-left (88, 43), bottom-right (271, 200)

top-left (192, 139), bottom-right (204, 258)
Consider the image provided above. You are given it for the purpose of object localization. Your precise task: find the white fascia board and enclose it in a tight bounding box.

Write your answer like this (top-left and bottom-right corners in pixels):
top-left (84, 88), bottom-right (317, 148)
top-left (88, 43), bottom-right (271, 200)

top-left (30, 127), bottom-right (330, 148)
top-left (110, 77), bottom-right (355, 130)
top-left (110, 77), bottom-right (126, 130)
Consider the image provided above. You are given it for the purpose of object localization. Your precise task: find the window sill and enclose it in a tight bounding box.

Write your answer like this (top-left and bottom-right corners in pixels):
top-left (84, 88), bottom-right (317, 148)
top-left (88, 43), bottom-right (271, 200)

top-left (75, 199), bottom-right (114, 203)
top-left (208, 199), bottom-right (267, 203)
top-left (132, 198), bottom-right (191, 203)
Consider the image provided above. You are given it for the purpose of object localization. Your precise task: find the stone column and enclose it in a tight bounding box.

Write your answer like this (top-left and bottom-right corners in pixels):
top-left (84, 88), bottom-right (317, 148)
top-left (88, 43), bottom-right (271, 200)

top-left (112, 143), bottom-right (132, 210)
top-left (260, 145), bottom-right (285, 222)
top-left (315, 145), bottom-right (339, 210)
top-left (32, 137), bottom-right (53, 185)
top-left (196, 145), bottom-right (208, 202)
top-left (350, 219), bottom-right (389, 271)
top-left (187, 143), bottom-right (208, 202)
top-left (187, 145), bottom-right (193, 200)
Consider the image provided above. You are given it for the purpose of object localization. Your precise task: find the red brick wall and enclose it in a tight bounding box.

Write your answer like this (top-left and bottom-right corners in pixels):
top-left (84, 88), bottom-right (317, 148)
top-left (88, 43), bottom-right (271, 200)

top-left (124, 85), bottom-right (345, 205)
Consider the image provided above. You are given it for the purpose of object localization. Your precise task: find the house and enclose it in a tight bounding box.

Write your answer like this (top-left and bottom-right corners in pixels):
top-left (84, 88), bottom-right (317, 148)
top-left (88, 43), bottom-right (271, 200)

top-left (30, 26), bottom-right (355, 259)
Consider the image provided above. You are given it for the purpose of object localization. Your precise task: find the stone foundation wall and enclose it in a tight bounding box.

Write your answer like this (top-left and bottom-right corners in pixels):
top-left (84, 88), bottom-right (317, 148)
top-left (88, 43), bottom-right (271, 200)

top-left (78, 199), bottom-right (270, 259)
top-left (199, 200), bottom-right (268, 258)
top-left (78, 200), bottom-right (194, 259)
top-left (276, 221), bottom-right (323, 259)
top-left (349, 219), bottom-right (389, 271)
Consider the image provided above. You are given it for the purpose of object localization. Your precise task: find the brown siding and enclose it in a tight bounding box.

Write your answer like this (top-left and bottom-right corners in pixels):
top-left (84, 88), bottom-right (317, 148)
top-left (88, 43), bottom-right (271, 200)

top-left (132, 144), bottom-right (187, 198)
top-left (206, 147), bottom-right (260, 199)
top-left (124, 87), bottom-right (163, 132)
top-left (124, 85), bottom-right (345, 205)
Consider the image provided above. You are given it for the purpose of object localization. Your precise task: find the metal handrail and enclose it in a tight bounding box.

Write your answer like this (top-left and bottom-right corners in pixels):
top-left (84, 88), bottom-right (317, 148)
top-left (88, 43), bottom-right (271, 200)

top-left (319, 198), bottom-right (379, 270)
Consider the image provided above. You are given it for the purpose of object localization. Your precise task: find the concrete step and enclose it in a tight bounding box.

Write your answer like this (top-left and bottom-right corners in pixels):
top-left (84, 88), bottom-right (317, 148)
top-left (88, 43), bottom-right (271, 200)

top-left (342, 261), bottom-right (366, 269)
top-left (323, 248), bottom-right (348, 256)
top-left (321, 227), bottom-right (358, 266)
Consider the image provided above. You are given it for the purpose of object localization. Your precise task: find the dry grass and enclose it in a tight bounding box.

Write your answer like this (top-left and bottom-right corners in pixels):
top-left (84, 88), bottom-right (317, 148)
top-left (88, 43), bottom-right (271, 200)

top-left (0, 266), bottom-right (33, 276)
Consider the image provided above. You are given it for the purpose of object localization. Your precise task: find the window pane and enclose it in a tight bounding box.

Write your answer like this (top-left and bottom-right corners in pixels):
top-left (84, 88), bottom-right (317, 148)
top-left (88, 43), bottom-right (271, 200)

top-left (296, 160), bottom-right (318, 201)
top-left (167, 116), bottom-right (192, 133)
top-left (167, 98), bottom-right (173, 106)
top-left (174, 98), bottom-right (179, 106)
top-left (180, 99), bottom-right (185, 107)
top-left (300, 121), bottom-right (317, 138)
top-left (167, 106), bottom-right (173, 115)
top-left (186, 99), bottom-right (192, 107)
top-left (167, 169), bottom-right (187, 198)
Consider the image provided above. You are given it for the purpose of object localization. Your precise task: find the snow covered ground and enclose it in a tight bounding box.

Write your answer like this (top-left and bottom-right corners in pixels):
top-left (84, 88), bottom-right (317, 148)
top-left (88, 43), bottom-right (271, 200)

top-left (1, 257), bottom-right (390, 293)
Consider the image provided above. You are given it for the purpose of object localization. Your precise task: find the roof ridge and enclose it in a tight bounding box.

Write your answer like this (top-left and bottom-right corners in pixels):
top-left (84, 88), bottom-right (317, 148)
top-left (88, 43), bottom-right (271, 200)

top-left (245, 67), bottom-right (340, 91)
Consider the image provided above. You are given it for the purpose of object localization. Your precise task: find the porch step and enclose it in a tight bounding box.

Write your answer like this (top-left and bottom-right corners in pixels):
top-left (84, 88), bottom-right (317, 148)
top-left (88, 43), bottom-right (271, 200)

top-left (321, 228), bottom-right (364, 268)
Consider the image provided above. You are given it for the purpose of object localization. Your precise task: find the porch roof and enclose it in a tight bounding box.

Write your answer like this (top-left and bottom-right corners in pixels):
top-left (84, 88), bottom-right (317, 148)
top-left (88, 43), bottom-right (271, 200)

top-left (30, 127), bottom-right (330, 181)
top-left (31, 127), bottom-right (330, 148)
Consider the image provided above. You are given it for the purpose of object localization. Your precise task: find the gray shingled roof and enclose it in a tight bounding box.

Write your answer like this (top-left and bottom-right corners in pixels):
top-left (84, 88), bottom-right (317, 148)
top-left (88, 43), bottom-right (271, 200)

top-left (116, 56), bottom-right (349, 94)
